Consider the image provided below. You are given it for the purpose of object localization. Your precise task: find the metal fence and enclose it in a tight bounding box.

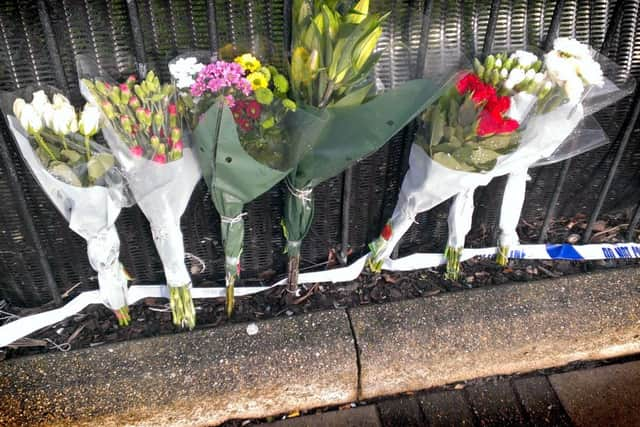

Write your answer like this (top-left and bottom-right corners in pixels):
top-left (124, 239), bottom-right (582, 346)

top-left (1, 0), bottom-right (639, 308)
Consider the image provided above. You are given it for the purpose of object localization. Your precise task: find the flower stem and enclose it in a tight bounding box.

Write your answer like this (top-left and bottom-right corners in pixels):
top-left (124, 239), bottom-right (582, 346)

top-left (286, 254), bottom-right (300, 303)
top-left (33, 133), bottom-right (57, 160)
top-left (225, 274), bottom-right (235, 318)
top-left (60, 134), bottom-right (68, 150)
top-left (169, 285), bottom-right (196, 329)
top-left (84, 135), bottom-right (92, 161)
top-left (496, 246), bottom-right (509, 266)
top-left (444, 246), bottom-right (462, 281)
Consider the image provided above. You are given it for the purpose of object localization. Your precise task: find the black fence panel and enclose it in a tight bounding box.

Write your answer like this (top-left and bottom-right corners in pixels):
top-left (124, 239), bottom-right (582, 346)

top-left (0, 0), bottom-right (639, 307)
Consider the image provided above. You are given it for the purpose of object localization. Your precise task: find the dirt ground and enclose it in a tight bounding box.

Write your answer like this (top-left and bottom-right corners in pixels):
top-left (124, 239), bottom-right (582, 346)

top-left (2, 212), bottom-right (638, 361)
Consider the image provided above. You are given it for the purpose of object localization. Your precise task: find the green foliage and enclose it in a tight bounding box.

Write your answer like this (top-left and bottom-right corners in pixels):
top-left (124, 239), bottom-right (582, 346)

top-left (290, 0), bottom-right (386, 108)
top-left (417, 82), bottom-right (520, 172)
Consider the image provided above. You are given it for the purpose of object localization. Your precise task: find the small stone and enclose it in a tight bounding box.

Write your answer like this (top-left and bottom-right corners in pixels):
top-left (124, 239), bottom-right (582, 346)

top-left (566, 234), bottom-right (581, 244)
top-left (246, 323), bottom-right (259, 336)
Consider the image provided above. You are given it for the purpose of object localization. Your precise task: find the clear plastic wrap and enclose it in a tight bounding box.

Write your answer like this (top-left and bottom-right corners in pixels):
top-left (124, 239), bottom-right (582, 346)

top-left (77, 55), bottom-right (201, 328)
top-left (2, 87), bottom-right (131, 322)
top-left (368, 40), bottom-right (636, 275)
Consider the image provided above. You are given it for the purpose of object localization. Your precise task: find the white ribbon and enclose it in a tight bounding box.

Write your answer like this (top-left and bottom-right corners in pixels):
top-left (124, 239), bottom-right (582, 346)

top-left (3, 242), bottom-right (640, 348)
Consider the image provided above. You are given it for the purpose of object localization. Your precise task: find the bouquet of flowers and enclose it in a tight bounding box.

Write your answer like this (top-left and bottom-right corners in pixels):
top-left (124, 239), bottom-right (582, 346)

top-left (170, 51), bottom-right (311, 316)
top-left (368, 38), bottom-right (635, 278)
top-left (2, 88), bottom-right (131, 325)
top-left (79, 57), bottom-right (201, 328)
top-left (281, 0), bottom-right (440, 294)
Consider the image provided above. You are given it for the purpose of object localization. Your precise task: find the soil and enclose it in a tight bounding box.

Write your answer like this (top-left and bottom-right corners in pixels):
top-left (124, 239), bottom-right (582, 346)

top-left (2, 212), bottom-right (639, 361)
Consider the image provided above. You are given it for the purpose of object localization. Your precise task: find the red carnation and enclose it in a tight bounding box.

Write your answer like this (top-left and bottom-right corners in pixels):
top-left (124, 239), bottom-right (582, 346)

top-left (456, 73), bottom-right (482, 94)
top-left (477, 110), bottom-right (519, 136)
top-left (470, 82), bottom-right (496, 104)
top-left (245, 100), bottom-right (262, 120)
top-left (485, 95), bottom-right (510, 115)
top-left (381, 224), bottom-right (392, 241)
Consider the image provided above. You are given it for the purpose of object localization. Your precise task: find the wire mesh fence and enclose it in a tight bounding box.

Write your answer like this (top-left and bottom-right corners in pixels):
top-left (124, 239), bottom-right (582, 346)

top-left (0, 0), bottom-right (639, 307)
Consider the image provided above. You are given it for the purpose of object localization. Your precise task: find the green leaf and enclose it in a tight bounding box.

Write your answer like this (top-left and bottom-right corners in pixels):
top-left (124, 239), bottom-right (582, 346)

top-left (448, 97), bottom-right (459, 124)
top-left (452, 145), bottom-right (473, 164)
top-left (432, 152), bottom-right (475, 171)
top-left (331, 82), bottom-right (373, 108)
top-left (48, 161), bottom-right (82, 186)
top-left (87, 153), bottom-right (115, 182)
top-left (458, 96), bottom-right (477, 127)
top-left (470, 146), bottom-right (501, 166)
top-left (61, 149), bottom-right (82, 165)
top-left (429, 109), bottom-right (444, 147)
top-left (478, 133), bottom-right (520, 152)
top-left (431, 142), bottom-right (460, 154)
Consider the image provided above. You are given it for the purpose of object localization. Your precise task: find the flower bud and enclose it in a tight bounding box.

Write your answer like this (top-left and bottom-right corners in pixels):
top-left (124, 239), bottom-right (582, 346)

top-left (503, 57), bottom-right (514, 71)
top-left (172, 139), bottom-right (183, 151)
top-left (484, 55), bottom-right (495, 73)
top-left (168, 103), bottom-right (177, 116)
top-left (52, 93), bottom-right (70, 107)
top-left (130, 145), bottom-right (144, 157)
top-left (31, 90), bottom-right (51, 116)
top-left (12, 98), bottom-right (26, 118)
top-left (79, 104), bottom-right (101, 137)
top-left (126, 74), bottom-right (137, 87)
top-left (134, 84), bottom-right (146, 100)
top-left (108, 87), bottom-right (121, 105)
top-left (150, 135), bottom-right (160, 149)
top-left (494, 58), bottom-right (502, 69)
top-left (170, 127), bottom-right (181, 142)
top-left (95, 80), bottom-right (109, 96)
top-left (500, 68), bottom-right (508, 79)
top-left (525, 69), bottom-right (536, 80)
top-left (17, 103), bottom-right (43, 134)
top-left (119, 114), bottom-right (132, 133)
top-left (51, 104), bottom-right (77, 136)
top-left (128, 96), bottom-right (140, 109)
top-left (153, 111), bottom-right (164, 128)
top-left (119, 83), bottom-right (131, 104)
top-left (101, 100), bottom-right (115, 119)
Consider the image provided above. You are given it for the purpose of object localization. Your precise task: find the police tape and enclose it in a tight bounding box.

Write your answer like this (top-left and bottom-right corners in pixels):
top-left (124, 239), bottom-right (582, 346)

top-left (2, 242), bottom-right (639, 348)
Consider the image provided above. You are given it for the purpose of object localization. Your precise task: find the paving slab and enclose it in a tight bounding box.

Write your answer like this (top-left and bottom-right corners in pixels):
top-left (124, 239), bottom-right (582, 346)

top-left (418, 389), bottom-right (475, 426)
top-left (549, 360), bottom-right (640, 427)
top-left (350, 268), bottom-right (640, 399)
top-left (513, 376), bottom-right (571, 426)
top-left (0, 310), bottom-right (358, 427)
top-left (260, 406), bottom-right (381, 427)
top-left (465, 379), bottom-right (526, 426)
top-left (377, 396), bottom-right (424, 427)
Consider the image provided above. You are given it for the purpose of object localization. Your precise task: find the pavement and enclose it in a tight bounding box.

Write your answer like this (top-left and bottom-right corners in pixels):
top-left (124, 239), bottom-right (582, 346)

top-left (258, 359), bottom-right (640, 426)
top-left (1, 267), bottom-right (639, 426)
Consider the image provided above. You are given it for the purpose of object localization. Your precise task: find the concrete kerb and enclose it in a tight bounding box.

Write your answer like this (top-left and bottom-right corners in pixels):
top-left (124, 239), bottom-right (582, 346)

top-left (1, 267), bottom-right (639, 425)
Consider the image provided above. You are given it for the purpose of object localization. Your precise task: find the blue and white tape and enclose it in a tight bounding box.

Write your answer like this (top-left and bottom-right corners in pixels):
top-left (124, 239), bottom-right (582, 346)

top-left (1, 242), bottom-right (639, 348)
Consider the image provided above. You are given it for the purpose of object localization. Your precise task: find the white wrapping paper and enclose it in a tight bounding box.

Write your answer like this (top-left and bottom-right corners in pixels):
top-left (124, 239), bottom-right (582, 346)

top-left (371, 97), bottom-right (583, 267)
top-left (7, 116), bottom-right (129, 310)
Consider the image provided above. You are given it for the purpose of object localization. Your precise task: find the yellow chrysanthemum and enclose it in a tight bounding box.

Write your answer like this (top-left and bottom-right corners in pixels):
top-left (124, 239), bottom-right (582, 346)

top-left (247, 72), bottom-right (269, 90)
top-left (234, 53), bottom-right (262, 73)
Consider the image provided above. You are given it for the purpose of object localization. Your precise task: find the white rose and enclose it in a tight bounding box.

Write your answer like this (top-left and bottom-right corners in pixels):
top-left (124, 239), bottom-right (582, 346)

top-left (51, 104), bottom-right (77, 136)
top-left (78, 104), bottom-right (101, 136)
top-left (30, 90), bottom-right (51, 117)
top-left (564, 76), bottom-right (585, 105)
top-left (525, 69), bottom-right (536, 80)
top-left (545, 51), bottom-right (577, 83)
top-left (504, 68), bottom-right (526, 90)
top-left (553, 37), bottom-right (592, 60)
top-left (12, 98), bottom-right (26, 118)
top-left (52, 93), bottom-right (71, 107)
top-left (576, 57), bottom-right (604, 86)
top-left (18, 103), bottom-right (43, 134)
top-left (510, 50), bottom-right (538, 68)
top-left (41, 103), bottom-right (56, 129)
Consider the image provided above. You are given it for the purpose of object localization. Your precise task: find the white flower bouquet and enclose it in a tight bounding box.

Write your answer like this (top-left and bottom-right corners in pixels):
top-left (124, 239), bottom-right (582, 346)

top-left (2, 87), bottom-right (131, 325)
